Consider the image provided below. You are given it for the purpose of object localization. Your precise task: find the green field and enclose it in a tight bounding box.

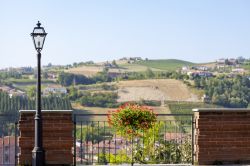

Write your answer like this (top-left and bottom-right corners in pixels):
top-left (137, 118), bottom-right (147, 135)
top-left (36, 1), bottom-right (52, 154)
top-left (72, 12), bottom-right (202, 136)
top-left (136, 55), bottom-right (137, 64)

top-left (118, 63), bottom-right (162, 72)
top-left (136, 59), bottom-right (195, 71)
top-left (167, 101), bottom-right (221, 115)
top-left (5, 78), bottom-right (55, 85)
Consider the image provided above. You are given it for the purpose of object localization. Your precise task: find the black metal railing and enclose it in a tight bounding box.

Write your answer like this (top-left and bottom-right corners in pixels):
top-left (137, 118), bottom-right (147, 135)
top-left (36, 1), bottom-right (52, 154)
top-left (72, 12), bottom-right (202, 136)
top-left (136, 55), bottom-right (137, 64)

top-left (0, 114), bottom-right (19, 166)
top-left (73, 114), bottom-right (193, 165)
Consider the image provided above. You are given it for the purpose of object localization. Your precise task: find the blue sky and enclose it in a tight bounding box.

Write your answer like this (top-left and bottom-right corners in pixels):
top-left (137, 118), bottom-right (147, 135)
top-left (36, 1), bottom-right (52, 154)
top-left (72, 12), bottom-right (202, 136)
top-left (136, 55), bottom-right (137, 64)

top-left (0, 0), bottom-right (250, 68)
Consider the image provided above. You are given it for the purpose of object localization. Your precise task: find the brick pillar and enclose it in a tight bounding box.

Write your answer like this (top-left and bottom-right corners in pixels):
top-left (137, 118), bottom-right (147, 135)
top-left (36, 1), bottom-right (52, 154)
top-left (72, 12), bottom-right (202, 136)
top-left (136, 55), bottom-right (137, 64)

top-left (194, 108), bottom-right (250, 165)
top-left (18, 110), bottom-right (73, 165)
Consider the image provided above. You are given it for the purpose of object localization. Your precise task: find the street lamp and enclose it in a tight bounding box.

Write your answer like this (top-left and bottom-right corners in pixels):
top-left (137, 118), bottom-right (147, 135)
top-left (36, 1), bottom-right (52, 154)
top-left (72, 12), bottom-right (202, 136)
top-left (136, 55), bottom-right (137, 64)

top-left (31, 21), bottom-right (47, 166)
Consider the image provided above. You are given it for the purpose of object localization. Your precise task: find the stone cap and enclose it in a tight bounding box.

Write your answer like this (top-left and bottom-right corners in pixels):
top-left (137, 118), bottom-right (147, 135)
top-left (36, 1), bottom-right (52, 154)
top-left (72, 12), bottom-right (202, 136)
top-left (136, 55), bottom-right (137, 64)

top-left (193, 108), bottom-right (250, 112)
top-left (19, 110), bottom-right (73, 114)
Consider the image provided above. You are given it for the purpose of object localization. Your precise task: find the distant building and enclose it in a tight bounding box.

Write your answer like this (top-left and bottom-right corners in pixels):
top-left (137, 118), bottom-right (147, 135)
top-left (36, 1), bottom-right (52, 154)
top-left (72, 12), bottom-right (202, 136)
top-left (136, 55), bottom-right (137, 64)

top-left (181, 66), bottom-right (189, 73)
top-left (217, 58), bottom-right (238, 66)
top-left (129, 57), bottom-right (142, 61)
top-left (43, 86), bottom-right (67, 95)
top-left (18, 67), bottom-right (34, 74)
top-left (192, 66), bottom-right (209, 71)
top-left (164, 133), bottom-right (188, 143)
top-left (75, 136), bottom-right (127, 163)
top-left (103, 62), bottom-right (117, 68)
top-left (228, 58), bottom-right (238, 66)
top-left (232, 68), bottom-right (245, 74)
top-left (187, 71), bottom-right (213, 77)
top-left (0, 136), bottom-right (16, 165)
top-left (217, 58), bottom-right (226, 65)
top-left (47, 73), bottom-right (57, 79)
top-left (0, 86), bottom-right (26, 97)
top-left (5, 67), bottom-right (34, 74)
top-left (119, 57), bottom-right (142, 63)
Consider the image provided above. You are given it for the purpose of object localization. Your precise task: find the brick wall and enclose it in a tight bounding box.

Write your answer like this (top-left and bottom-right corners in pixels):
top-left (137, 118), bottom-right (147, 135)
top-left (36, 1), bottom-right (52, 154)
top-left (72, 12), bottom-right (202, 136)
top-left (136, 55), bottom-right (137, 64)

top-left (18, 110), bottom-right (73, 165)
top-left (194, 108), bottom-right (250, 165)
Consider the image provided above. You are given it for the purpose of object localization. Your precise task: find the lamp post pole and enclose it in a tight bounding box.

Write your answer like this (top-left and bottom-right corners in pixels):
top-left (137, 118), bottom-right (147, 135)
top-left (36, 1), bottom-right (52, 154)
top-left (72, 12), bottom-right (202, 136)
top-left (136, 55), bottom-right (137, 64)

top-left (31, 21), bottom-right (47, 166)
top-left (32, 50), bottom-right (44, 166)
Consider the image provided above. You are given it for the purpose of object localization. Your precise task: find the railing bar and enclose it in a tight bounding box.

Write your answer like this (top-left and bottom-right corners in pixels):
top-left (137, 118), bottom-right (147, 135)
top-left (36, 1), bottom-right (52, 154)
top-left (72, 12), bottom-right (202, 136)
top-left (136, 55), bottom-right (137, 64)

top-left (157, 121), bottom-right (159, 163)
top-left (15, 121), bottom-right (17, 166)
top-left (92, 121), bottom-right (94, 164)
top-left (73, 115), bottom-right (76, 166)
top-left (108, 126), bottom-right (111, 163)
top-left (114, 129), bottom-right (117, 163)
top-left (175, 119), bottom-right (177, 161)
top-left (8, 134), bottom-right (10, 164)
top-left (80, 121), bottom-right (82, 164)
top-left (153, 122), bottom-right (155, 158)
top-left (86, 121), bottom-right (89, 163)
top-left (121, 132), bottom-right (124, 163)
top-left (108, 138), bottom-right (111, 163)
top-left (1, 122), bottom-right (3, 165)
top-left (98, 121), bottom-right (100, 164)
top-left (131, 134), bottom-right (133, 165)
top-left (164, 120), bottom-right (166, 162)
top-left (192, 115), bottom-right (194, 165)
top-left (142, 129), bottom-right (144, 161)
top-left (125, 134), bottom-right (128, 163)
top-left (73, 113), bottom-right (193, 116)
top-left (104, 121), bottom-right (106, 164)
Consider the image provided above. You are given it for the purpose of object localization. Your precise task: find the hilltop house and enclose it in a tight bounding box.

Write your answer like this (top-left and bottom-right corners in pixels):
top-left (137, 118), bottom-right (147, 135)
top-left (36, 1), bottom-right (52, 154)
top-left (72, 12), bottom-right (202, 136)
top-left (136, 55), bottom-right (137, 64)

top-left (119, 57), bottom-right (143, 63)
top-left (217, 58), bottom-right (226, 65)
top-left (228, 58), bottom-right (238, 66)
top-left (216, 58), bottom-right (238, 66)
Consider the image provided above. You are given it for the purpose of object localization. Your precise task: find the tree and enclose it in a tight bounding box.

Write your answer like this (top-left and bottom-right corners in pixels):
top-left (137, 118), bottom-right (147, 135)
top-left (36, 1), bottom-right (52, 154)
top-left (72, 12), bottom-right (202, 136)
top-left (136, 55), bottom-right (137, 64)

top-left (42, 72), bottom-right (48, 79)
top-left (112, 60), bottom-right (118, 67)
top-left (69, 86), bottom-right (79, 101)
top-left (194, 77), bottom-right (201, 88)
top-left (27, 86), bottom-right (36, 99)
top-left (145, 68), bottom-right (155, 78)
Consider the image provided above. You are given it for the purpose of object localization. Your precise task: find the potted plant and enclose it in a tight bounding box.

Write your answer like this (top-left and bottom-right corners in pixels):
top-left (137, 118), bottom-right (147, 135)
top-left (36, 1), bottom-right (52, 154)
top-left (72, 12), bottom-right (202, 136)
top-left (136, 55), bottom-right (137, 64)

top-left (108, 103), bottom-right (157, 137)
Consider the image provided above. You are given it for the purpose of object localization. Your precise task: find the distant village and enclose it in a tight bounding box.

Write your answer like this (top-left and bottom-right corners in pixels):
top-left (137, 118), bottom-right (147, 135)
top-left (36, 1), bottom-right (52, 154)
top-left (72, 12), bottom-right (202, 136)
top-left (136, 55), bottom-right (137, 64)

top-left (181, 57), bottom-right (248, 78)
top-left (0, 66), bottom-right (67, 98)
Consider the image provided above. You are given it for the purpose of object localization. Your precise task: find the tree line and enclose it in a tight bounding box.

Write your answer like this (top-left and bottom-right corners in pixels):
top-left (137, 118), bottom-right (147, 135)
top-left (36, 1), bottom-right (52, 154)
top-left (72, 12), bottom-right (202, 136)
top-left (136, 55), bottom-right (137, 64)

top-left (0, 91), bottom-right (72, 114)
top-left (57, 71), bottom-right (112, 86)
top-left (57, 69), bottom-right (188, 87)
top-left (194, 75), bottom-right (250, 108)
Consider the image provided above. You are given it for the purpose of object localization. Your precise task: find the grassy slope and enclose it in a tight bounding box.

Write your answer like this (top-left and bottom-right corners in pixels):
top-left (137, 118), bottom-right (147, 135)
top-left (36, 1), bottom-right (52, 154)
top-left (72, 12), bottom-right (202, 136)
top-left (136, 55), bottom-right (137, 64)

top-left (118, 63), bottom-right (163, 72)
top-left (136, 59), bottom-right (195, 71)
